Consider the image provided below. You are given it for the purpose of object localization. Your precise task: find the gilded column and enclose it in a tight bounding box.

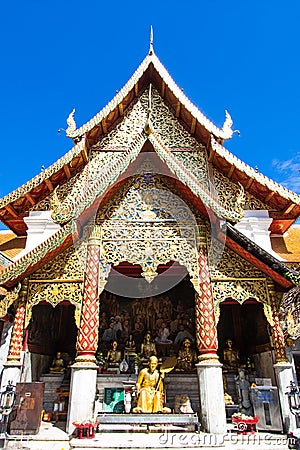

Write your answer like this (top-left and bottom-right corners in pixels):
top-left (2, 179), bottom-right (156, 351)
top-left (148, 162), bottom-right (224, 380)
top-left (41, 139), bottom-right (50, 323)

top-left (269, 287), bottom-right (295, 432)
top-left (1, 280), bottom-right (28, 390)
top-left (68, 226), bottom-right (107, 433)
top-left (75, 229), bottom-right (102, 365)
top-left (195, 249), bottom-right (218, 359)
top-left (194, 245), bottom-right (226, 434)
top-left (6, 280), bottom-right (28, 364)
top-left (269, 294), bottom-right (288, 363)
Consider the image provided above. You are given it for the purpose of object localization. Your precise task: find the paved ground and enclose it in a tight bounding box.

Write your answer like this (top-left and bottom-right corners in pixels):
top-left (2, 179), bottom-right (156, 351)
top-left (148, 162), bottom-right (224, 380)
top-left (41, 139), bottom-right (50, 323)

top-left (3, 422), bottom-right (293, 449)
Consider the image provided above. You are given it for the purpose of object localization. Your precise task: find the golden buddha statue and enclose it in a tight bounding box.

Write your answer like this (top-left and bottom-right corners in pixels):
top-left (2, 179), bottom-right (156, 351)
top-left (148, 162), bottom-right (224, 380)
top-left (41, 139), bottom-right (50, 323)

top-left (140, 332), bottom-right (157, 361)
top-left (223, 338), bottom-right (240, 368)
top-left (125, 334), bottom-right (137, 354)
top-left (106, 340), bottom-right (122, 369)
top-left (49, 352), bottom-right (65, 374)
top-left (176, 337), bottom-right (197, 371)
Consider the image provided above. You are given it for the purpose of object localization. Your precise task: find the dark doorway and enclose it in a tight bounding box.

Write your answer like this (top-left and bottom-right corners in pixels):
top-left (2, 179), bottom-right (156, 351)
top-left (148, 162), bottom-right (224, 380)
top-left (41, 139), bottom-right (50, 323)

top-left (27, 302), bottom-right (77, 358)
top-left (217, 299), bottom-right (271, 365)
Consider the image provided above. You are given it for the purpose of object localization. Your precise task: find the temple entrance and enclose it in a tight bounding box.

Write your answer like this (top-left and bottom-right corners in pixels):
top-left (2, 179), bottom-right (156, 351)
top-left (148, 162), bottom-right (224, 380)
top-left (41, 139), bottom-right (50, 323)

top-left (96, 267), bottom-right (201, 414)
top-left (217, 299), bottom-right (274, 406)
top-left (97, 268), bottom-right (198, 373)
top-left (217, 299), bottom-right (271, 366)
top-left (27, 302), bottom-right (77, 381)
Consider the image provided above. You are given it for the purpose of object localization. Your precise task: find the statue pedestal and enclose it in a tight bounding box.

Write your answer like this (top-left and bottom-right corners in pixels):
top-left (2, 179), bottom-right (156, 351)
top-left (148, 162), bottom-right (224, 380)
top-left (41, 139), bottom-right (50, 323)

top-left (196, 357), bottom-right (226, 434)
top-left (274, 362), bottom-right (297, 432)
top-left (1, 362), bottom-right (22, 390)
top-left (66, 364), bottom-right (98, 434)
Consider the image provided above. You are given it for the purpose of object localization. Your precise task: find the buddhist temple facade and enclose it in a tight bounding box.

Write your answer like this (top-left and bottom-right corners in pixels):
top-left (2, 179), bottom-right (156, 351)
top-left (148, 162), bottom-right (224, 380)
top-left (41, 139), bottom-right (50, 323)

top-left (1, 41), bottom-right (300, 434)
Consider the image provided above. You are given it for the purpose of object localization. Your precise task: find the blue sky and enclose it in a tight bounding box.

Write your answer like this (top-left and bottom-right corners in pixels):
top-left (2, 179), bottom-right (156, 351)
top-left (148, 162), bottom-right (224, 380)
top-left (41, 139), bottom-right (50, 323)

top-left (1, 1), bottom-right (300, 230)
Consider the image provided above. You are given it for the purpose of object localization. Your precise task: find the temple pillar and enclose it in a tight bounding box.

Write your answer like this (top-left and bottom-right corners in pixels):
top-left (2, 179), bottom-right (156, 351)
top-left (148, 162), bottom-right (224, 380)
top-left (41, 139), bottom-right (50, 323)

top-left (270, 294), bottom-right (296, 432)
top-left (67, 229), bottom-right (105, 434)
top-left (1, 281), bottom-right (28, 390)
top-left (194, 250), bottom-right (226, 434)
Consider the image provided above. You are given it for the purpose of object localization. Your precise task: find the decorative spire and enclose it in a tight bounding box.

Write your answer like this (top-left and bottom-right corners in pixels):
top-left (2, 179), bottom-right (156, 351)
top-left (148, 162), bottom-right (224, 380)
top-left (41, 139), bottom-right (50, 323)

top-left (149, 25), bottom-right (154, 55)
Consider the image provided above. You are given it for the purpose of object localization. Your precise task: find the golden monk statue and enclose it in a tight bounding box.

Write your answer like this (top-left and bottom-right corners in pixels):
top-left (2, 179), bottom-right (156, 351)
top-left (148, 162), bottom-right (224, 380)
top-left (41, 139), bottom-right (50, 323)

top-left (106, 340), bottom-right (122, 369)
top-left (223, 338), bottom-right (240, 368)
top-left (49, 352), bottom-right (65, 374)
top-left (133, 356), bottom-right (171, 413)
top-left (176, 338), bottom-right (197, 371)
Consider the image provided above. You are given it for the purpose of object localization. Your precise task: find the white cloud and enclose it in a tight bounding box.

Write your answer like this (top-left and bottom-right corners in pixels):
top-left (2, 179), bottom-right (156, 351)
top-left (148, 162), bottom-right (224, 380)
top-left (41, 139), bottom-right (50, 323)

top-left (272, 153), bottom-right (300, 193)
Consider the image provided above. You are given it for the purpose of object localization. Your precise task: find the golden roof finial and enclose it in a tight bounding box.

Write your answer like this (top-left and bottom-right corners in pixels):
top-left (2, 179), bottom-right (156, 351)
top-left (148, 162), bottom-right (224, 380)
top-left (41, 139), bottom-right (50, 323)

top-left (149, 25), bottom-right (154, 55)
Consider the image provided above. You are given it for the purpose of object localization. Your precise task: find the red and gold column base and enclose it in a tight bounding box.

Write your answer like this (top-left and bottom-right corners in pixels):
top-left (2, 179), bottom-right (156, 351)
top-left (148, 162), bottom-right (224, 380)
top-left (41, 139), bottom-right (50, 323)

top-left (74, 353), bottom-right (97, 367)
top-left (198, 353), bottom-right (220, 365)
top-left (4, 358), bottom-right (22, 367)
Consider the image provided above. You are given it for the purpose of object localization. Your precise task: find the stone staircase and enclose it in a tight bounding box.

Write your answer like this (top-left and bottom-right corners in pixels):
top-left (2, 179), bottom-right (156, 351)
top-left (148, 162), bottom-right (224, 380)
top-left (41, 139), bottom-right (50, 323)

top-left (40, 373), bottom-right (64, 413)
top-left (164, 373), bottom-right (200, 412)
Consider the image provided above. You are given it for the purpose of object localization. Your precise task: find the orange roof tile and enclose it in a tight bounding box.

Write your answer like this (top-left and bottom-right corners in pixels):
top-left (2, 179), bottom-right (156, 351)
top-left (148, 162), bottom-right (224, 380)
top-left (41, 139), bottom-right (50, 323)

top-left (0, 231), bottom-right (26, 259)
top-left (271, 226), bottom-right (300, 262)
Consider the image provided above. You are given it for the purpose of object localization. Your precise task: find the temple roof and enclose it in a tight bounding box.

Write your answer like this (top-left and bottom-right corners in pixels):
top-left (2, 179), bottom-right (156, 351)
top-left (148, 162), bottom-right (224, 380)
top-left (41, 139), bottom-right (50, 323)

top-left (0, 231), bottom-right (26, 261)
top-left (1, 48), bottom-right (300, 236)
top-left (0, 216), bottom-right (298, 290)
top-left (211, 138), bottom-right (300, 234)
top-left (0, 222), bottom-right (73, 287)
top-left (65, 51), bottom-right (234, 142)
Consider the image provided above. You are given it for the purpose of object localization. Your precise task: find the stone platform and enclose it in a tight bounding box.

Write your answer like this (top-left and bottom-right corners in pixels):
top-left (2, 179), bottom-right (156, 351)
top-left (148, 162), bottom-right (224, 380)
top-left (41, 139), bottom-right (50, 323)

top-left (96, 413), bottom-right (200, 432)
top-left (96, 373), bottom-right (200, 413)
top-left (4, 421), bottom-right (290, 449)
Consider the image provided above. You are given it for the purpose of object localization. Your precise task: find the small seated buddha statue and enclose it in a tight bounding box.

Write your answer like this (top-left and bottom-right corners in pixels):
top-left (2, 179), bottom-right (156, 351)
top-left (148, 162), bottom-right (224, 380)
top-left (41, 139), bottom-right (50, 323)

top-left (106, 340), bottom-right (122, 369)
top-left (223, 338), bottom-right (240, 369)
top-left (49, 351), bottom-right (65, 374)
top-left (124, 334), bottom-right (137, 354)
top-left (176, 337), bottom-right (197, 371)
top-left (140, 331), bottom-right (157, 364)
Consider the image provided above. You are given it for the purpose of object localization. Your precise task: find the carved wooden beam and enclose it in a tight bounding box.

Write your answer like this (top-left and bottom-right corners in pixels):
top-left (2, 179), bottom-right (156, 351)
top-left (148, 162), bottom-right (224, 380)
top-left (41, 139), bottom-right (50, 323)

top-left (102, 119), bottom-right (107, 134)
top-left (5, 205), bottom-right (18, 219)
top-left (134, 82), bottom-right (139, 96)
top-left (283, 203), bottom-right (296, 215)
top-left (161, 80), bottom-right (166, 98)
top-left (45, 179), bottom-right (54, 193)
top-left (227, 165), bottom-right (235, 179)
top-left (175, 101), bottom-right (181, 118)
top-left (25, 193), bottom-right (35, 206)
top-left (63, 164), bottom-right (71, 179)
top-left (208, 149), bottom-right (215, 163)
top-left (264, 191), bottom-right (275, 203)
top-left (270, 211), bottom-right (295, 220)
top-left (118, 102), bottom-right (124, 117)
top-left (81, 148), bottom-right (89, 163)
top-left (190, 118), bottom-right (196, 135)
top-left (245, 177), bottom-right (254, 190)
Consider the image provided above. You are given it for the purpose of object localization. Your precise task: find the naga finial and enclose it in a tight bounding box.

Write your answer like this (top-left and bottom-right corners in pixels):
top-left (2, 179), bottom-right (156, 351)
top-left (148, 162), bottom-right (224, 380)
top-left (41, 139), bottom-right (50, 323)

top-left (222, 110), bottom-right (233, 136)
top-left (149, 25), bottom-right (154, 55)
top-left (66, 108), bottom-right (77, 137)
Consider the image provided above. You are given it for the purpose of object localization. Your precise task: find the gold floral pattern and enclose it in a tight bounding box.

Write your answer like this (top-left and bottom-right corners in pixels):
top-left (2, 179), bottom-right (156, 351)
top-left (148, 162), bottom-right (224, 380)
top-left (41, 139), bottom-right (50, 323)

top-left (95, 174), bottom-right (201, 284)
